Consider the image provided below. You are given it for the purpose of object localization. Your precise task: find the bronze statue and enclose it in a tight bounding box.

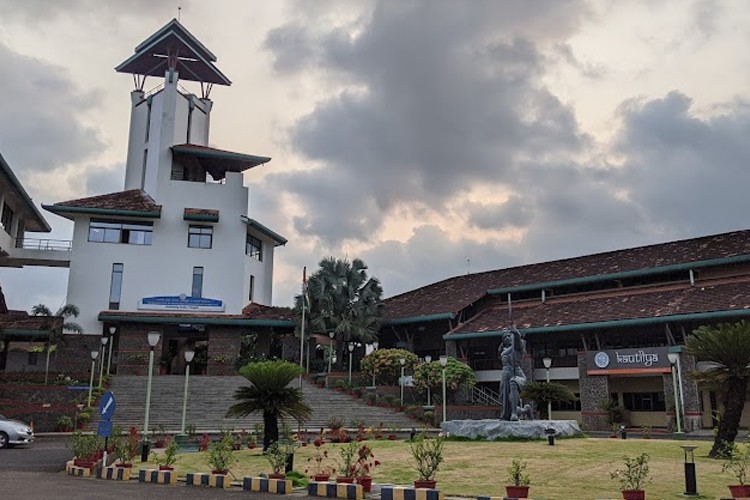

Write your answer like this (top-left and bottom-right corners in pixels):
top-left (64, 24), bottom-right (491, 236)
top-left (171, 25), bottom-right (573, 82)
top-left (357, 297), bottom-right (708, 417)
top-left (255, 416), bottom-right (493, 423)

top-left (498, 326), bottom-right (527, 421)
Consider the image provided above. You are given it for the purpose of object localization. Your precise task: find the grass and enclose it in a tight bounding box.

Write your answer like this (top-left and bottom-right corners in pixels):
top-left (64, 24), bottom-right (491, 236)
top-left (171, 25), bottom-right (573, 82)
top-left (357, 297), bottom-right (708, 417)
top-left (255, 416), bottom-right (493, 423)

top-left (135, 437), bottom-right (732, 499)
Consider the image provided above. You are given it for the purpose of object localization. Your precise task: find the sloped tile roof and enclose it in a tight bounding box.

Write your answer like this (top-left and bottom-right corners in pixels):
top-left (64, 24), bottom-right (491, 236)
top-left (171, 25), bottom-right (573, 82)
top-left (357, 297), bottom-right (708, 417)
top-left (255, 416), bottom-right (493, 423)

top-left (451, 278), bottom-right (750, 334)
top-left (184, 207), bottom-right (219, 218)
top-left (50, 189), bottom-right (161, 213)
top-left (241, 302), bottom-right (294, 321)
top-left (384, 229), bottom-right (750, 321)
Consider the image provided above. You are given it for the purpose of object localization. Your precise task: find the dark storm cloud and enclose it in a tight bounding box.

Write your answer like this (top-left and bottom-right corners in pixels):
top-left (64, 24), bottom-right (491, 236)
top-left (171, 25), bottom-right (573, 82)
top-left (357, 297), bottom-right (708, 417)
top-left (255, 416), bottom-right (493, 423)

top-left (0, 42), bottom-right (104, 174)
top-left (616, 91), bottom-right (750, 237)
top-left (466, 195), bottom-right (535, 230)
top-left (85, 163), bottom-right (125, 196)
top-left (265, 1), bottom-right (591, 244)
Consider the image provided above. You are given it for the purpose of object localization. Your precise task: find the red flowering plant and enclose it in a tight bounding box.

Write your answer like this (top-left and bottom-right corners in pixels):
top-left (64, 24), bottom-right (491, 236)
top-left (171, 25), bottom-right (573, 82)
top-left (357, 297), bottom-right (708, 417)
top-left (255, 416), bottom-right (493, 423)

top-left (305, 439), bottom-right (335, 478)
top-left (353, 444), bottom-right (380, 479)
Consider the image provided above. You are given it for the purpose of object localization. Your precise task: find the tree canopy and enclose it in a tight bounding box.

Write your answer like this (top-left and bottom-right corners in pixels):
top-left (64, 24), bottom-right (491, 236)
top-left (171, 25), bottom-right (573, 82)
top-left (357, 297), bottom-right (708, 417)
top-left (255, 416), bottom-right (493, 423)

top-left (521, 381), bottom-right (576, 419)
top-left (686, 320), bottom-right (750, 457)
top-left (31, 303), bottom-right (82, 385)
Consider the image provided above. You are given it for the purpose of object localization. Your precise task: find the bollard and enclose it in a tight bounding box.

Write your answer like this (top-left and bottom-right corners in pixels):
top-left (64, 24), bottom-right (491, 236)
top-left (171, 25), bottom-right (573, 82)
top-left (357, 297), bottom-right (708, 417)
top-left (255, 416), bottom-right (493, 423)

top-left (141, 440), bottom-right (150, 462)
top-left (545, 427), bottom-right (556, 446)
top-left (285, 452), bottom-right (294, 473)
top-left (681, 445), bottom-right (699, 496)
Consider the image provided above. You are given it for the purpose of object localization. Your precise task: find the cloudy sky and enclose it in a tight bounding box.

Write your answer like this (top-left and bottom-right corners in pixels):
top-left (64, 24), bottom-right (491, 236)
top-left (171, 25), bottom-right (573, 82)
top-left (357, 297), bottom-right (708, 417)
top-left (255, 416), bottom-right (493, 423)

top-left (1, 0), bottom-right (749, 311)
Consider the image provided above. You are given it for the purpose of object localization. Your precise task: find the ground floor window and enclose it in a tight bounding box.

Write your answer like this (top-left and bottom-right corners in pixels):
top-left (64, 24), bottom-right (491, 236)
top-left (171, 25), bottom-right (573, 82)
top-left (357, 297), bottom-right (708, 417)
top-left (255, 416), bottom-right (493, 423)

top-left (622, 391), bottom-right (666, 412)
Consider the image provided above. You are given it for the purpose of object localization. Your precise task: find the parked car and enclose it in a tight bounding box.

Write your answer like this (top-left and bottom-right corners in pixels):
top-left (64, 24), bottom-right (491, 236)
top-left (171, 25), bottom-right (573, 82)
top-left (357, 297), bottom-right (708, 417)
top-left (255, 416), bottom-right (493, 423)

top-left (0, 413), bottom-right (34, 448)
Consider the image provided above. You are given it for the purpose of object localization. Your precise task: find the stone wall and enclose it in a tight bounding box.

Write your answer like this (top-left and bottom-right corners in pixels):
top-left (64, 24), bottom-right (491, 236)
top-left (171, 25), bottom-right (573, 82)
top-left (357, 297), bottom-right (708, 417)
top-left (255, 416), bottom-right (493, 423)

top-left (207, 326), bottom-right (241, 376)
top-left (116, 324), bottom-right (158, 375)
top-left (578, 352), bottom-right (610, 431)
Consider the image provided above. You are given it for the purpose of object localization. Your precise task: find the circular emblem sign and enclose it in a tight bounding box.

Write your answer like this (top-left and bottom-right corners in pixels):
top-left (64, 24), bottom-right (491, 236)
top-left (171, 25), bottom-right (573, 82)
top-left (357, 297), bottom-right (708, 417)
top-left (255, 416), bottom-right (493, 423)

top-left (594, 351), bottom-right (610, 369)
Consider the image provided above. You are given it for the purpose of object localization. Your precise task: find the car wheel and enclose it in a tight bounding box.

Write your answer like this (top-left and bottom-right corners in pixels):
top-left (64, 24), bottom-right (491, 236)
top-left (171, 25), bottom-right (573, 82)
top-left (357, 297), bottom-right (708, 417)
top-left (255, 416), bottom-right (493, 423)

top-left (0, 432), bottom-right (8, 449)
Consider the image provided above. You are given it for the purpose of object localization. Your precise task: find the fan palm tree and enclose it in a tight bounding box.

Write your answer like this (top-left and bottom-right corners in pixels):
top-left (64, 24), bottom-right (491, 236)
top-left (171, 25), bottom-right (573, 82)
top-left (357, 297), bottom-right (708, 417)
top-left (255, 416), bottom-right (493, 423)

top-left (294, 257), bottom-right (383, 369)
top-left (226, 360), bottom-right (311, 450)
top-left (31, 304), bottom-right (83, 385)
top-left (686, 321), bottom-right (750, 457)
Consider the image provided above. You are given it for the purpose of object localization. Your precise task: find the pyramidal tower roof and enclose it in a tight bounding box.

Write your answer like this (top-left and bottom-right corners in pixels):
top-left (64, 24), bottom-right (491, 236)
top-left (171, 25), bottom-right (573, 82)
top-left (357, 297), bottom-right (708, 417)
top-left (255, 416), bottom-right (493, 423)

top-left (115, 18), bottom-right (231, 85)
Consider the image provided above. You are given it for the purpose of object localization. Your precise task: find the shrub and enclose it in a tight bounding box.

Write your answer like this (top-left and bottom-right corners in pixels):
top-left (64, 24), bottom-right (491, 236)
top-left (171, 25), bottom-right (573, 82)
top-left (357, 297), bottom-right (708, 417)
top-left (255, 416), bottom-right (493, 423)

top-left (410, 433), bottom-right (444, 481)
top-left (507, 459), bottom-right (531, 486)
top-left (413, 357), bottom-right (476, 394)
top-left (360, 349), bottom-right (418, 385)
top-left (206, 434), bottom-right (238, 472)
top-left (610, 453), bottom-right (651, 491)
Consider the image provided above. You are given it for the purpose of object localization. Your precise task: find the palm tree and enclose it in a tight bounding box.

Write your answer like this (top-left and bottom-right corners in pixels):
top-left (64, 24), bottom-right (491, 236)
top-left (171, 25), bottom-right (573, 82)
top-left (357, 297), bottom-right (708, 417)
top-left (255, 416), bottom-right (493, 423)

top-left (686, 321), bottom-right (750, 457)
top-left (294, 257), bottom-right (383, 369)
top-left (31, 304), bottom-right (83, 385)
top-left (226, 360), bottom-right (311, 450)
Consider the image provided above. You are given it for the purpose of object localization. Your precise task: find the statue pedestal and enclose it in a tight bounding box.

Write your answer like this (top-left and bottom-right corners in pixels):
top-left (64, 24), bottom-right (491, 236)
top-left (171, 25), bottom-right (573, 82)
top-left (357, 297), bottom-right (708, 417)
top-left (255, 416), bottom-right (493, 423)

top-left (441, 419), bottom-right (583, 440)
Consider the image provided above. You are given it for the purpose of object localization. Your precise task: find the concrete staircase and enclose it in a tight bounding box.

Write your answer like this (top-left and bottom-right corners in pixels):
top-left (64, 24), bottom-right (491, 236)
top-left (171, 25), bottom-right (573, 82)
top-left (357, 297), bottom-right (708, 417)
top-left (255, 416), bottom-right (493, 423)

top-left (107, 375), bottom-right (419, 432)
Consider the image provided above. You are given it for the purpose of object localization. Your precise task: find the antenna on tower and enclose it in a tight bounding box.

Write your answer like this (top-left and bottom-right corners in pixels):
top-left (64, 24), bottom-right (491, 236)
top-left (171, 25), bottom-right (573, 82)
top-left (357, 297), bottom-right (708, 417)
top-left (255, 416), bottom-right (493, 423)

top-left (178, 6), bottom-right (181, 21)
top-left (466, 258), bottom-right (471, 275)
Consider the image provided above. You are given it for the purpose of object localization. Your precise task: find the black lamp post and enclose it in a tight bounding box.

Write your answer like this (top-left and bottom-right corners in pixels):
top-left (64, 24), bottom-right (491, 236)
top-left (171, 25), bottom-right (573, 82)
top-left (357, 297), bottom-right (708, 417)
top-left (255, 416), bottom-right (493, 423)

top-left (681, 445), bottom-right (698, 496)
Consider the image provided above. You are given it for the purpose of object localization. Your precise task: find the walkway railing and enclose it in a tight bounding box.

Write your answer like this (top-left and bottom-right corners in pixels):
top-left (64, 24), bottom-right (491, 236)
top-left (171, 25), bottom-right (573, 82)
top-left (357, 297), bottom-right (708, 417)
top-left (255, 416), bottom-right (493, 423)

top-left (15, 237), bottom-right (72, 251)
top-left (471, 385), bottom-right (501, 406)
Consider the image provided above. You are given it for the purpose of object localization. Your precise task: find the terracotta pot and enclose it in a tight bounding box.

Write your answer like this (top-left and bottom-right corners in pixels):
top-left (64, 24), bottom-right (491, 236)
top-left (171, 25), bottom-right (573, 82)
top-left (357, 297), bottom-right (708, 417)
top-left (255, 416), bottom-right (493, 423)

top-left (358, 476), bottom-right (373, 492)
top-left (414, 479), bottom-right (436, 489)
top-left (505, 485), bottom-right (530, 498)
top-left (158, 466), bottom-right (174, 471)
top-left (268, 473), bottom-right (286, 480)
top-left (73, 458), bottom-right (95, 469)
top-left (212, 469), bottom-right (228, 475)
top-left (116, 463), bottom-right (133, 468)
top-left (621, 490), bottom-right (645, 500)
top-left (336, 476), bottom-right (354, 484)
top-left (313, 474), bottom-right (331, 482)
top-left (729, 485), bottom-right (750, 498)
top-left (388, 435), bottom-right (397, 440)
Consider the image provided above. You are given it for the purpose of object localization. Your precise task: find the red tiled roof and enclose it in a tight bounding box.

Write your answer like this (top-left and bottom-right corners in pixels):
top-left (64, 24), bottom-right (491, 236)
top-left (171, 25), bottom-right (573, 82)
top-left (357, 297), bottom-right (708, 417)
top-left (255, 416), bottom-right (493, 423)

top-left (384, 229), bottom-right (750, 321)
top-left (47, 189), bottom-right (162, 213)
top-left (451, 277), bottom-right (750, 334)
top-left (100, 303), bottom-right (294, 323)
top-left (184, 207), bottom-right (219, 218)
top-left (0, 312), bottom-right (54, 331)
top-left (241, 302), bottom-right (294, 321)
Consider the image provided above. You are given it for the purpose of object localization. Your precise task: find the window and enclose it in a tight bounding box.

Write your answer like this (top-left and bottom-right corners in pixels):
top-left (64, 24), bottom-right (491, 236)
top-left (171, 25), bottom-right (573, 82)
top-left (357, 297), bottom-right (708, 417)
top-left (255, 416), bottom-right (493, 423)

top-left (1, 203), bottom-right (13, 233)
top-left (551, 393), bottom-right (582, 411)
top-left (109, 263), bottom-right (124, 310)
top-left (141, 149), bottom-right (148, 189)
top-left (622, 392), bottom-right (666, 412)
top-left (188, 225), bottom-right (213, 249)
top-left (246, 234), bottom-right (262, 261)
top-left (192, 267), bottom-right (204, 298)
top-left (88, 220), bottom-right (153, 245)
top-left (248, 275), bottom-right (255, 302)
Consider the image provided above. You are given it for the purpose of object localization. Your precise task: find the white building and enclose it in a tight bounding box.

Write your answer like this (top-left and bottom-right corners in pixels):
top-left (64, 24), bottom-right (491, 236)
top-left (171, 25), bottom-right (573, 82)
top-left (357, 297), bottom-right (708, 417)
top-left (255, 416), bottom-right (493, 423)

top-left (42, 19), bottom-right (292, 375)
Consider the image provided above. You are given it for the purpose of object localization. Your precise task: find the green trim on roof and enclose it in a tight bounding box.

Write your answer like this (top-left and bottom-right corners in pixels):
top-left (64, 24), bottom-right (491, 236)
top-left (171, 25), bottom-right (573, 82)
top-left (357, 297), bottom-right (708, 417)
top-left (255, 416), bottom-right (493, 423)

top-left (42, 205), bottom-right (161, 219)
top-left (443, 308), bottom-right (750, 340)
top-left (98, 313), bottom-right (293, 328)
top-left (184, 213), bottom-right (219, 222)
top-left (172, 145), bottom-right (270, 166)
top-left (241, 216), bottom-right (287, 246)
top-left (487, 254), bottom-right (750, 296)
top-left (0, 153), bottom-right (51, 232)
top-left (383, 312), bottom-right (456, 326)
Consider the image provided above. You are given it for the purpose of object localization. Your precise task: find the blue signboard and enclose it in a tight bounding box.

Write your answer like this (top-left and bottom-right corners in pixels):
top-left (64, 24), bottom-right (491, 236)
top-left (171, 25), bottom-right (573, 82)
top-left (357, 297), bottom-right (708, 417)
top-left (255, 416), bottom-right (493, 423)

top-left (138, 295), bottom-right (225, 312)
top-left (99, 391), bottom-right (116, 421)
top-left (97, 420), bottom-right (113, 438)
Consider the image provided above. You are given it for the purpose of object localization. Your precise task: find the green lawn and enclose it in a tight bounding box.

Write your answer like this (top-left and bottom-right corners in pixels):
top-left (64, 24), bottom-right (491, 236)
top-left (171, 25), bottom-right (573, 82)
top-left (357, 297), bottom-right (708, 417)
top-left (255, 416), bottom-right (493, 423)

top-left (137, 437), bottom-right (733, 499)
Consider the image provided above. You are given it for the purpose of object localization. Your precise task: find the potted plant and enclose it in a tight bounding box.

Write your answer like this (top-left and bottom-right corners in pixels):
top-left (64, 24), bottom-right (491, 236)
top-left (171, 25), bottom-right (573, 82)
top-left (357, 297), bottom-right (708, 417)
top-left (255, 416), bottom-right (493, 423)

top-left (69, 432), bottom-right (99, 468)
top-left (306, 440), bottom-right (335, 481)
top-left (353, 443), bottom-right (380, 492)
top-left (410, 432), bottom-right (444, 489)
top-left (113, 427), bottom-right (140, 467)
top-left (335, 441), bottom-right (359, 483)
top-left (56, 415), bottom-right (73, 432)
top-left (198, 433), bottom-right (211, 451)
top-left (153, 436), bottom-right (179, 471)
top-left (247, 433), bottom-right (257, 449)
top-left (154, 424), bottom-right (168, 448)
top-left (265, 441), bottom-right (293, 479)
top-left (505, 458), bottom-right (531, 498)
top-left (610, 453), bottom-right (650, 500)
top-left (721, 440), bottom-right (750, 498)
top-left (206, 433), bottom-right (237, 475)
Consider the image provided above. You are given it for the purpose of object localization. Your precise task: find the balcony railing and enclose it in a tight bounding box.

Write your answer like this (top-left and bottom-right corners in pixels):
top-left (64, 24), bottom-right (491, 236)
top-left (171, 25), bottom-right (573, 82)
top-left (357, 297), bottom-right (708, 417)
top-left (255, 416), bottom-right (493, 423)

top-left (15, 237), bottom-right (72, 251)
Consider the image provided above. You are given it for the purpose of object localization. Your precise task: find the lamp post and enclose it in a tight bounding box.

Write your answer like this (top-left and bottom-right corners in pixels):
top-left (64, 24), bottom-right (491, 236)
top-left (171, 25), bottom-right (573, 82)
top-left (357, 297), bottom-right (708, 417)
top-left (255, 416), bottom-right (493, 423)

top-left (87, 350), bottom-right (99, 407)
top-left (681, 444), bottom-right (699, 496)
top-left (98, 336), bottom-right (109, 388)
top-left (348, 342), bottom-right (355, 384)
top-left (371, 341), bottom-right (379, 387)
top-left (143, 331), bottom-right (161, 460)
top-left (106, 326), bottom-right (115, 375)
top-left (399, 358), bottom-right (406, 406)
top-left (328, 332), bottom-right (335, 373)
top-left (424, 355), bottom-right (432, 406)
top-left (439, 355), bottom-right (448, 423)
top-left (668, 352), bottom-right (683, 433)
top-left (542, 357), bottom-right (552, 420)
top-left (181, 349), bottom-right (195, 435)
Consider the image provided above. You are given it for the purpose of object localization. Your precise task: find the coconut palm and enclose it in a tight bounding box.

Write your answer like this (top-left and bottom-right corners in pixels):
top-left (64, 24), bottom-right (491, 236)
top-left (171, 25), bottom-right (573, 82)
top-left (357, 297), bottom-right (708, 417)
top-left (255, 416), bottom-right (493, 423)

top-left (294, 257), bottom-right (383, 369)
top-left (226, 360), bottom-right (311, 450)
top-left (31, 304), bottom-right (83, 385)
top-left (686, 321), bottom-right (750, 457)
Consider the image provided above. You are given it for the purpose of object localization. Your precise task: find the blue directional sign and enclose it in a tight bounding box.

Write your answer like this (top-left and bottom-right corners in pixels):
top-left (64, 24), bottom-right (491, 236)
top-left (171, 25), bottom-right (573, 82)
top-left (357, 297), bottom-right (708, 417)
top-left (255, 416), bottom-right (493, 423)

top-left (99, 391), bottom-right (116, 421)
top-left (97, 420), bottom-right (112, 438)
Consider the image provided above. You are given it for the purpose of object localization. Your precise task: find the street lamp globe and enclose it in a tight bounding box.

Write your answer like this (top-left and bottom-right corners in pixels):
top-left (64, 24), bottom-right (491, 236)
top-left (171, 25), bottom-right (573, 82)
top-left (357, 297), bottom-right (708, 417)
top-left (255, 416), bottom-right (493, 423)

top-left (184, 350), bottom-right (195, 363)
top-left (542, 357), bottom-right (552, 369)
top-left (348, 342), bottom-right (355, 352)
top-left (438, 355), bottom-right (448, 367)
top-left (399, 357), bottom-right (405, 366)
top-left (425, 355), bottom-right (432, 363)
top-left (147, 331), bottom-right (161, 348)
top-left (90, 350), bottom-right (99, 360)
top-left (109, 326), bottom-right (117, 335)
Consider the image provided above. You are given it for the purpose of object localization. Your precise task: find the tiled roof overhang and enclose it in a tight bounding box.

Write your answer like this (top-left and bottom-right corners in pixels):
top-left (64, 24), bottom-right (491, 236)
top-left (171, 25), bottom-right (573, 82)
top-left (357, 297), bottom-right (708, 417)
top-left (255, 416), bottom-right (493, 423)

top-left (171, 144), bottom-right (270, 181)
top-left (43, 190), bottom-right (162, 220)
top-left (99, 310), bottom-right (294, 329)
top-left (184, 208), bottom-right (219, 222)
top-left (241, 216), bottom-right (287, 246)
top-left (0, 153), bottom-right (51, 232)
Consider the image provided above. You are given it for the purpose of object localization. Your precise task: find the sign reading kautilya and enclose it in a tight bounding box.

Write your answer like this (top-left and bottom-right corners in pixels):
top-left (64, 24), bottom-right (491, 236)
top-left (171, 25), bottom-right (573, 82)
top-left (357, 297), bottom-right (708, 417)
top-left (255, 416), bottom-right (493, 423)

top-left (138, 295), bottom-right (225, 312)
top-left (586, 346), bottom-right (672, 375)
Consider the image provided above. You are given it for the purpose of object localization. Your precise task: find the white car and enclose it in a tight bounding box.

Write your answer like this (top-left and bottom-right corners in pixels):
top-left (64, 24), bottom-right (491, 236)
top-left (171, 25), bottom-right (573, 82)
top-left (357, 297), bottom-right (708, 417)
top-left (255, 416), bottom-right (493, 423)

top-left (0, 413), bottom-right (34, 448)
